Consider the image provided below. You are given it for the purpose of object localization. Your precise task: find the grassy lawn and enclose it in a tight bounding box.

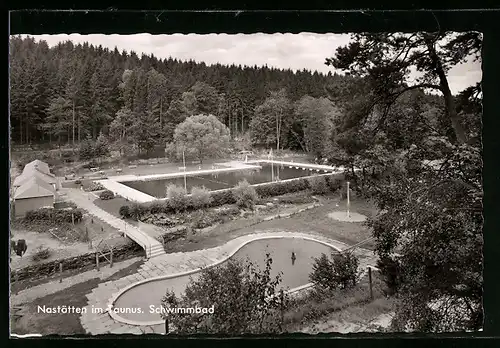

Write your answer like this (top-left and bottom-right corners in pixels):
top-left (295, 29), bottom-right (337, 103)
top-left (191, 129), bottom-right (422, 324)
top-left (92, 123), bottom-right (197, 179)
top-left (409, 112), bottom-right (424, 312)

top-left (93, 196), bottom-right (130, 218)
top-left (293, 297), bottom-right (395, 333)
top-left (194, 196), bottom-right (377, 251)
top-left (10, 260), bottom-right (144, 336)
top-left (163, 202), bottom-right (317, 253)
top-left (237, 197), bottom-right (378, 249)
top-left (157, 195), bottom-right (376, 254)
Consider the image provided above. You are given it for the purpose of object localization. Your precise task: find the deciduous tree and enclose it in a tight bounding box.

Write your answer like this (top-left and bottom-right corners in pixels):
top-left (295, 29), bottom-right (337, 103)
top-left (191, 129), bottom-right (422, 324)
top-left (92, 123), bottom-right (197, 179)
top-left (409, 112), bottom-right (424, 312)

top-left (172, 114), bottom-right (230, 164)
top-left (161, 254), bottom-right (288, 334)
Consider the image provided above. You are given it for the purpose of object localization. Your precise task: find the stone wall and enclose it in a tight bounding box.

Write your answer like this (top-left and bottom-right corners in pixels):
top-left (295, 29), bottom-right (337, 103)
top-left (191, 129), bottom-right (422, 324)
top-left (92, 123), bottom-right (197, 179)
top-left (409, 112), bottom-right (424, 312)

top-left (11, 240), bottom-right (144, 283)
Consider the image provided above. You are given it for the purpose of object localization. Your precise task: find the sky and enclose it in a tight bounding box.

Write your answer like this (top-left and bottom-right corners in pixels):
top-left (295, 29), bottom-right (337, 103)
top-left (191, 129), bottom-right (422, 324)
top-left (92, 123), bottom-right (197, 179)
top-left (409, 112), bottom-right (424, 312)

top-left (26, 33), bottom-right (482, 95)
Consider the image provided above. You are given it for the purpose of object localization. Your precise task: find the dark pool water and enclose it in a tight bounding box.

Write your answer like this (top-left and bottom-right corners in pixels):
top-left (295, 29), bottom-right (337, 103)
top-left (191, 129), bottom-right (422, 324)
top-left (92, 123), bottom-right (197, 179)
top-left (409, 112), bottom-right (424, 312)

top-left (122, 164), bottom-right (321, 198)
top-left (113, 237), bottom-right (335, 323)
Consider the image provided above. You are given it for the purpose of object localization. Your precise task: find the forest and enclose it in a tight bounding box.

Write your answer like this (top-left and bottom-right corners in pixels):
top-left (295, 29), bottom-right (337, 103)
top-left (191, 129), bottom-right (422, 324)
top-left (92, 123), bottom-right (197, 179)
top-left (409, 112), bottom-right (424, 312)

top-left (10, 35), bottom-right (338, 151)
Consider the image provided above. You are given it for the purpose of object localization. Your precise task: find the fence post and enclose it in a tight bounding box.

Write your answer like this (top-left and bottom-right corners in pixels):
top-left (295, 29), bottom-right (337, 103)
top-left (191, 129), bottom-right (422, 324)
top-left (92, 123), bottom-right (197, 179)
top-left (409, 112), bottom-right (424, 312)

top-left (96, 252), bottom-right (100, 271)
top-left (59, 262), bottom-right (63, 283)
top-left (110, 249), bottom-right (113, 268)
top-left (368, 266), bottom-right (373, 301)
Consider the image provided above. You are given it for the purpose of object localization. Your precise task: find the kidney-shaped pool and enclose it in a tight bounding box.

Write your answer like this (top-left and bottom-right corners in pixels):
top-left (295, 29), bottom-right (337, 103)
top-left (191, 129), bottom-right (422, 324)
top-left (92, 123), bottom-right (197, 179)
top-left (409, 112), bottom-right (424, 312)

top-left (110, 237), bottom-right (338, 324)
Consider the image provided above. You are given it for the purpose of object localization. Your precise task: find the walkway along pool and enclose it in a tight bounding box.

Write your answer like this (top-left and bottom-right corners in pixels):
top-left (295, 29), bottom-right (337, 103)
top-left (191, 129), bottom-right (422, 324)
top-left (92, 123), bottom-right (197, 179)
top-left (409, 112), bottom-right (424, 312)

top-left (121, 164), bottom-right (320, 198)
top-left (108, 236), bottom-right (341, 326)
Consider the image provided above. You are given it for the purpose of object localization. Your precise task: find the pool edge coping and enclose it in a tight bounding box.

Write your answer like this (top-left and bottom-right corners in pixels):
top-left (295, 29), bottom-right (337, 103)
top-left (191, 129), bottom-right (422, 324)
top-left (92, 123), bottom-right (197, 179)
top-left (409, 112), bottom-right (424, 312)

top-left (106, 233), bottom-right (343, 327)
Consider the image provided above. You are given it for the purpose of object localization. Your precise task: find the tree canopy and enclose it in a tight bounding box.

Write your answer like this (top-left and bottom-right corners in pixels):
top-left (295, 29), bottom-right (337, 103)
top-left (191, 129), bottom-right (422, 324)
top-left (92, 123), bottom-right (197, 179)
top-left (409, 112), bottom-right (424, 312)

top-left (325, 32), bottom-right (482, 145)
top-left (171, 114), bottom-right (231, 163)
top-left (327, 32), bottom-right (483, 332)
top-left (161, 254), bottom-right (288, 334)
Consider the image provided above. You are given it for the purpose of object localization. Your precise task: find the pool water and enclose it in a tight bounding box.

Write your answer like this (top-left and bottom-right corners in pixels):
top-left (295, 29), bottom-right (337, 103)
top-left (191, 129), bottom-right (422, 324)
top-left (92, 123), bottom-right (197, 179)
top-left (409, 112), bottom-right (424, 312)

top-left (112, 237), bottom-right (336, 323)
top-left (122, 164), bottom-right (317, 198)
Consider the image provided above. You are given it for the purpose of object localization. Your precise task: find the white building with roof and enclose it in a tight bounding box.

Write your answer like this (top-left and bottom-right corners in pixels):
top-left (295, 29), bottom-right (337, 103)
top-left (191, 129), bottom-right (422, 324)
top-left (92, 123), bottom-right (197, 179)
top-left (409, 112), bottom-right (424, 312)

top-left (11, 159), bottom-right (58, 217)
top-left (12, 176), bottom-right (55, 217)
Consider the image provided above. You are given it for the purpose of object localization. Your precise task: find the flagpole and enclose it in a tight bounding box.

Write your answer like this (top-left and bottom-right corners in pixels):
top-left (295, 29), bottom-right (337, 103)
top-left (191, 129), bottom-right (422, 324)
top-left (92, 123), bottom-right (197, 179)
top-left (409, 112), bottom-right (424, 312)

top-left (270, 149), bottom-right (274, 182)
top-left (347, 181), bottom-right (350, 218)
top-left (183, 149), bottom-right (187, 192)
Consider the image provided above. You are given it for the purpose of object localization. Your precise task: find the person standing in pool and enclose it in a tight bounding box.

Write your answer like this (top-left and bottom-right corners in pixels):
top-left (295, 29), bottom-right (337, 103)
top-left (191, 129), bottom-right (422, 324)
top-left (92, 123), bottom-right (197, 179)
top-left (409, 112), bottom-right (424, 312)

top-left (291, 251), bottom-right (296, 266)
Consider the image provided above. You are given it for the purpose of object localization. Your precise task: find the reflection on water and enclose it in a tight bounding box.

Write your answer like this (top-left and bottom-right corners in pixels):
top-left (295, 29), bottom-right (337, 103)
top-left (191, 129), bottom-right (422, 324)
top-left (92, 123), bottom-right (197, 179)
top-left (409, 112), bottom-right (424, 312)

top-left (113, 237), bottom-right (335, 322)
top-left (122, 164), bottom-right (316, 198)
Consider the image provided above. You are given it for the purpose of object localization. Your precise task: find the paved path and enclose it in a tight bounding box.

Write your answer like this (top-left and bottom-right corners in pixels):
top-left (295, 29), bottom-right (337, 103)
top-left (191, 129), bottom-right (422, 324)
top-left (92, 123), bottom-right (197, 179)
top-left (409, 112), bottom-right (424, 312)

top-left (64, 189), bottom-right (165, 258)
top-left (79, 231), bottom-right (378, 335)
top-left (97, 179), bottom-right (157, 203)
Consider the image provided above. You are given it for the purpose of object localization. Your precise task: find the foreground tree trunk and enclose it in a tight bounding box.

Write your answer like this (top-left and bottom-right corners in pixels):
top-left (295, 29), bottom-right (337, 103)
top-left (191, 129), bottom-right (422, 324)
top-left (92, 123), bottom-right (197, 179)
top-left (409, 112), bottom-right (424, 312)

top-left (424, 35), bottom-right (467, 144)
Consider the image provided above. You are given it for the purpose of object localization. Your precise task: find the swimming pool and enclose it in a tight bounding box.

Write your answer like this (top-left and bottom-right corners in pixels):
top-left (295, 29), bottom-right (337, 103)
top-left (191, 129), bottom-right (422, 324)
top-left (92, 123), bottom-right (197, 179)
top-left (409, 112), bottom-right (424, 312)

top-left (121, 164), bottom-right (316, 198)
top-left (110, 236), bottom-right (339, 325)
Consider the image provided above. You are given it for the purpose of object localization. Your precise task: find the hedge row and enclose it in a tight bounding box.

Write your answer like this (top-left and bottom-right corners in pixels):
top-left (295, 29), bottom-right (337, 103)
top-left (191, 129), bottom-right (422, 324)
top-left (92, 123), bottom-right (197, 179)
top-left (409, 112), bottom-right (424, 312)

top-left (120, 174), bottom-right (345, 220)
top-left (24, 207), bottom-right (84, 224)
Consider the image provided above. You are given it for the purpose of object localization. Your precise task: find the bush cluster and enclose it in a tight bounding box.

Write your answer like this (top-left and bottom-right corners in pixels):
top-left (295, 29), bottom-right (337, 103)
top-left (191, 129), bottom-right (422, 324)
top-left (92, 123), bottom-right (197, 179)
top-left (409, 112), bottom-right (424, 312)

top-left (99, 190), bottom-right (115, 200)
top-left (232, 180), bottom-right (259, 209)
top-left (25, 208), bottom-right (84, 224)
top-left (31, 245), bottom-right (52, 262)
top-left (86, 182), bottom-right (105, 192)
top-left (210, 189), bottom-right (236, 206)
top-left (307, 176), bottom-right (330, 195)
top-left (190, 186), bottom-right (213, 210)
top-left (254, 178), bottom-right (309, 197)
top-left (325, 175), bottom-right (343, 192)
top-left (309, 251), bottom-right (359, 291)
top-left (166, 184), bottom-right (188, 212)
top-left (376, 256), bottom-right (403, 295)
top-left (119, 174), bottom-right (343, 220)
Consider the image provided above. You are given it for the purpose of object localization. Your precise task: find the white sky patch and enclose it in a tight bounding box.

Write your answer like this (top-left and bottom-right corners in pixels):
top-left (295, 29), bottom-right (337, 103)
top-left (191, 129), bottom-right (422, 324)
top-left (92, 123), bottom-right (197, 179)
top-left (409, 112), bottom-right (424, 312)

top-left (21, 33), bottom-right (482, 94)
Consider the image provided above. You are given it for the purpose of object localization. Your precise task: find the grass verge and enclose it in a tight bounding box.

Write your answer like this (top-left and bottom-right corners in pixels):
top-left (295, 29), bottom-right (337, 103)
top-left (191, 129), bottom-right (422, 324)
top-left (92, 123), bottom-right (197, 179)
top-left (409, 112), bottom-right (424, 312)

top-left (284, 271), bottom-right (387, 329)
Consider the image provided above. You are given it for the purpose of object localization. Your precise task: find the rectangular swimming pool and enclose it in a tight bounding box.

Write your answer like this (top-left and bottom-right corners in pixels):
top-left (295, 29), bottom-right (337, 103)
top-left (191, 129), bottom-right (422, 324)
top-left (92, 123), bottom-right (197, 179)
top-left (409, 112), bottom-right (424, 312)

top-left (121, 164), bottom-right (321, 198)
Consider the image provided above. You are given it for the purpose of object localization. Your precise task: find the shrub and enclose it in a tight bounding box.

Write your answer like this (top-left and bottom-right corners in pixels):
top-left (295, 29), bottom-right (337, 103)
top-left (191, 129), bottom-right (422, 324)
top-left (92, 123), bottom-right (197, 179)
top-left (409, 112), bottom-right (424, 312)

top-left (119, 205), bottom-right (130, 218)
top-left (330, 252), bottom-right (359, 289)
top-left (255, 178), bottom-right (310, 197)
top-left (308, 176), bottom-right (329, 195)
top-left (99, 190), bottom-right (115, 200)
top-left (161, 253), bottom-right (287, 334)
top-left (25, 208), bottom-right (83, 224)
top-left (129, 202), bottom-right (147, 221)
top-left (310, 251), bottom-right (359, 290)
top-left (190, 186), bottom-right (213, 209)
top-left (325, 176), bottom-right (343, 192)
top-left (147, 200), bottom-right (171, 214)
top-left (376, 255), bottom-right (402, 295)
top-left (86, 182), bottom-right (105, 192)
top-left (31, 245), bottom-right (52, 262)
top-left (210, 189), bottom-right (236, 206)
top-left (233, 180), bottom-right (259, 209)
top-left (167, 184), bottom-right (188, 212)
top-left (309, 253), bottom-right (335, 290)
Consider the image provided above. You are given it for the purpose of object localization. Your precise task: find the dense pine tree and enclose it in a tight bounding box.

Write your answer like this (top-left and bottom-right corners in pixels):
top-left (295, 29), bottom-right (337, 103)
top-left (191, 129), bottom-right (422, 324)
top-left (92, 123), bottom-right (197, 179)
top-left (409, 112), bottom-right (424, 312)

top-left (9, 35), bottom-right (447, 160)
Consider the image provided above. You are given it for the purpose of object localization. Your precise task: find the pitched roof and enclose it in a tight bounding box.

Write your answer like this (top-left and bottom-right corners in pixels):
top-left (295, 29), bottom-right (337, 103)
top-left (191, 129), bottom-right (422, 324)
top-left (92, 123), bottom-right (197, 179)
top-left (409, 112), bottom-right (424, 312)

top-left (14, 168), bottom-right (57, 187)
top-left (24, 160), bottom-right (50, 174)
top-left (14, 176), bottom-right (54, 199)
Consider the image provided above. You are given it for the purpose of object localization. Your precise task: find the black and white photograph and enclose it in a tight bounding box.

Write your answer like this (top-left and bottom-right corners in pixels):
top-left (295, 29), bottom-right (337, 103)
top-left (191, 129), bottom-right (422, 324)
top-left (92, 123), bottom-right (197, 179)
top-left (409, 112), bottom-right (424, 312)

top-left (9, 28), bottom-right (483, 336)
